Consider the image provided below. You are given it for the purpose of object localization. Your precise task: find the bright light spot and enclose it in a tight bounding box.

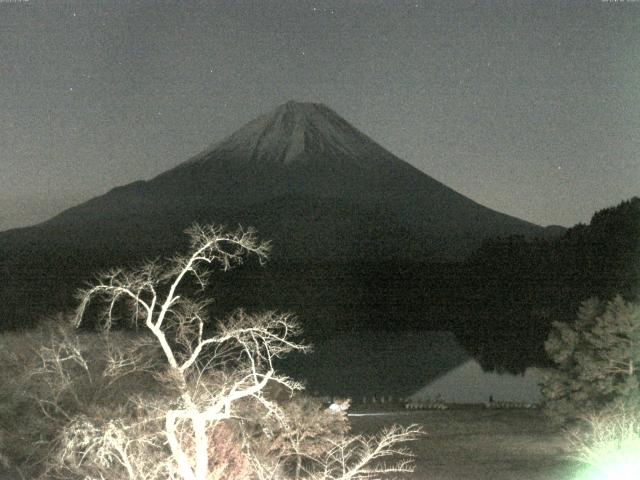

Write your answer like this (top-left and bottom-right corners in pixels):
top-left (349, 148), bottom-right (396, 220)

top-left (576, 437), bottom-right (640, 480)
top-left (579, 459), bottom-right (640, 480)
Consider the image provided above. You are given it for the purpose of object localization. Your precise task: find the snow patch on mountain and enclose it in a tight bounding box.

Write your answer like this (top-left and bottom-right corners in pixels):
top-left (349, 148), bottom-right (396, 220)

top-left (183, 101), bottom-right (384, 168)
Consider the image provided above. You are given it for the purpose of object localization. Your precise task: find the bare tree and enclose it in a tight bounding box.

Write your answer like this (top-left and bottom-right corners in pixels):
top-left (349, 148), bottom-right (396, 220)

top-left (31, 223), bottom-right (424, 480)
top-left (310, 424), bottom-right (422, 480)
top-left (248, 420), bottom-right (423, 480)
top-left (73, 224), bottom-right (308, 480)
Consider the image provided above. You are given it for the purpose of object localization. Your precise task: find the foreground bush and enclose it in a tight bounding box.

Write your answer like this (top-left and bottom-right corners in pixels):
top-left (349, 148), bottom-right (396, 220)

top-left (0, 224), bottom-right (421, 480)
top-left (542, 296), bottom-right (640, 477)
top-left (569, 402), bottom-right (640, 479)
top-left (541, 296), bottom-right (640, 423)
top-left (0, 317), bottom-right (168, 479)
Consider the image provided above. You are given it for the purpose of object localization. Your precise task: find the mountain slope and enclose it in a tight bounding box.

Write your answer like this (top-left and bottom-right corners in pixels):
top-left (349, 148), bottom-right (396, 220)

top-left (34, 100), bottom-right (543, 261)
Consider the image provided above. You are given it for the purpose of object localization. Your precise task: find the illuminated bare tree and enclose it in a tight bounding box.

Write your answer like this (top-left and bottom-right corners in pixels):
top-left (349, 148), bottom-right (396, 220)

top-left (310, 424), bottom-right (422, 480)
top-left (73, 224), bottom-right (309, 480)
top-left (42, 223), bottom-right (424, 480)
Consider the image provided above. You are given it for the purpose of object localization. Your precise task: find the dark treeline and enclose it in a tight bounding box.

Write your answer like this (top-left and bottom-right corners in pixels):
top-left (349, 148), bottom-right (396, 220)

top-left (0, 198), bottom-right (637, 377)
top-left (457, 197), bottom-right (640, 372)
top-left (210, 197), bottom-right (639, 374)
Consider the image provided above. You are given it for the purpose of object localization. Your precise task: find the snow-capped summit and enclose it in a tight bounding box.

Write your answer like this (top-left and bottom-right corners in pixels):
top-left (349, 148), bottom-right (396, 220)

top-left (175, 100), bottom-right (391, 169)
top-left (150, 100), bottom-right (445, 212)
top-left (229, 100), bottom-right (367, 164)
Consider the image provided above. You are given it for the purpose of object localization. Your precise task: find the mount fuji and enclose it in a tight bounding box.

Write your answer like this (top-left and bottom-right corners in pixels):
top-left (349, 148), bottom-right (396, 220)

top-left (12, 101), bottom-right (545, 260)
top-left (0, 101), bottom-right (554, 326)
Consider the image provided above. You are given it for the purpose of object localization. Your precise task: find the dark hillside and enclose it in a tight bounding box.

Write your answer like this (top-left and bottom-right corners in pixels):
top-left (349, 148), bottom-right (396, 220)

top-left (457, 197), bottom-right (640, 372)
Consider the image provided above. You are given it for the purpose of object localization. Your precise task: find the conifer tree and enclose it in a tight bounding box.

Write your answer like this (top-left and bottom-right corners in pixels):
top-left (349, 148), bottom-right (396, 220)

top-left (542, 296), bottom-right (640, 423)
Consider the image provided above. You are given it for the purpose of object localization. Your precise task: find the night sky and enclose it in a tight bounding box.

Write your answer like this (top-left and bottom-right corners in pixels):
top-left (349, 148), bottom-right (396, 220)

top-left (1, 0), bottom-right (638, 232)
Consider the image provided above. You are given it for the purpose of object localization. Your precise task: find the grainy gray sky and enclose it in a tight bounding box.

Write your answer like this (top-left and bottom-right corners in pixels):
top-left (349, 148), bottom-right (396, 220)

top-left (1, 0), bottom-right (639, 231)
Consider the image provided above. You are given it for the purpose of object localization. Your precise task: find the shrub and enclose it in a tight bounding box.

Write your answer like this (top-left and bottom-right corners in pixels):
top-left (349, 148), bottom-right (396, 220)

top-left (569, 402), bottom-right (640, 479)
top-left (541, 296), bottom-right (640, 423)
